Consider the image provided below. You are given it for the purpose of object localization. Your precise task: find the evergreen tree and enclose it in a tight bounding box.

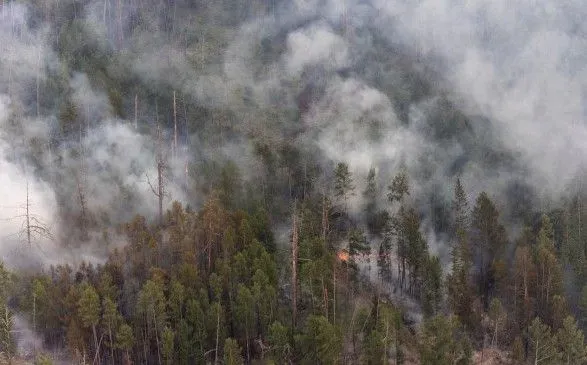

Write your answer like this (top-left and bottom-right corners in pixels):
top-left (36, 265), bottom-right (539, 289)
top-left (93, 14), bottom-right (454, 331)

top-left (334, 162), bottom-right (355, 213)
top-left (528, 317), bottom-right (560, 365)
top-left (223, 338), bottom-right (244, 365)
top-left (419, 315), bottom-right (471, 365)
top-left (77, 283), bottom-right (100, 360)
top-left (488, 298), bottom-right (506, 347)
top-left (387, 170), bottom-right (409, 204)
top-left (161, 326), bottom-right (175, 365)
top-left (296, 315), bottom-right (342, 365)
top-left (535, 215), bottom-right (564, 321)
top-left (422, 255), bottom-right (443, 317)
top-left (447, 178), bottom-right (475, 329)
top-left (471, 192), bottom-right (507, 308)
top-left (0, 305), bottom-right (15, 362)
top-left (556, 316), bottom-right (587, 365)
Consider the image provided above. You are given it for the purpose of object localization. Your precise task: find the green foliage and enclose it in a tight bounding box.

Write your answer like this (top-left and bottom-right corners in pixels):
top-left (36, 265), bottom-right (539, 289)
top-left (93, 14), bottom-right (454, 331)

top-left (512, 336), bottom-right (525, 363)
top-left (268, 321), bottom-right (291, 363)
top-left (224, 338), bottom-right (244, 365)
top-left (34, 354), bottom-right (54, 365)
top-left (161, 326), bottom-right (175, 365)
top-left (419, 315), bottom-right (471, 365)
top-left (528, 317), bottom-right (560, 365)
top-left (471, 192), bottom-right (507, 308)
top-left (78, 283), bottom-right (100, 329)
top-left (115, 322), bottom-right (135, 351)
top-left (0, 306), bottom-right (15, 360)
top-left (296, 315), bottom-right (343, 364)
top-left (334, 162), bottom-right (355, 208)
top-left (556, 316), bottom-right (587, 364)
top-left (422, 255), bottom-right (443, 317)
top-left (387, 170), bottom-right (410, 203)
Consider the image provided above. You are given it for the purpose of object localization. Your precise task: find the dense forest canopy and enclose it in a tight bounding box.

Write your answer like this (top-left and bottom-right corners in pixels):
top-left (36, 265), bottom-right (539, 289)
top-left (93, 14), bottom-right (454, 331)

top-left (1, 0), bottom-right (587, 364)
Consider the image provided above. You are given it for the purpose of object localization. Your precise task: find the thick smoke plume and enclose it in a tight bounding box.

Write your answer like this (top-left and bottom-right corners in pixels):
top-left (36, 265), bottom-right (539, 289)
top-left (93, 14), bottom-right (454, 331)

top-left (0, 0), bottom-right (585, 271)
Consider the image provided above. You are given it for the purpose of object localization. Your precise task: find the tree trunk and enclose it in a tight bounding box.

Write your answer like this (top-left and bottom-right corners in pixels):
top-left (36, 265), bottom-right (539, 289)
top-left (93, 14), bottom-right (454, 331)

top-left (333, 263), bottom-right (336, 325)
top-left (108, 321), bottom-right (114, 365)
top-left (173, 91), bottom-right (177, 160)
top-left (321, 194), bottom-right (328, 243)
top-left (92, 324), bottom-right (99, 364)
top-left (214, 304), bottom-right (220, 365)
top-left (291, 206), bottom-right (299, 328)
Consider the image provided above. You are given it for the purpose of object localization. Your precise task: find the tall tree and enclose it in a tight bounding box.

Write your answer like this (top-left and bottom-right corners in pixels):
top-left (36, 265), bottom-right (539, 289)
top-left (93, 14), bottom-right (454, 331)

top-left (556, 316), bottom-right (587, 365)
top-left (223, 338), bottom-right (244, 365)
top-left (334, 162), bottom-right (355, 213)
top-left (528, 317), bottom-right (560, 365)
top-left (419, 315), bottom-right (471, 365)
top-left (471, 192), bottom-right (507, 308)
top-left (0, 305), bottom-right (15, 363)
top-left (78, 283), bottom-right (100, 362)
top-left (291, 204), bottom-right (299, 328)
top-left (488, 298), bottom-right (506, 347)
top-left (535, 215), bottom-right (563, 321)
top-left (447, 178), bottom-right (474, 329)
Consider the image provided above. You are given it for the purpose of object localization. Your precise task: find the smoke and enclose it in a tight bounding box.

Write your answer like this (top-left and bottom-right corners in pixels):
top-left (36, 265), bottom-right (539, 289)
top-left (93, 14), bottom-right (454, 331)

top-left (0, 0), bottom-right (585, 274)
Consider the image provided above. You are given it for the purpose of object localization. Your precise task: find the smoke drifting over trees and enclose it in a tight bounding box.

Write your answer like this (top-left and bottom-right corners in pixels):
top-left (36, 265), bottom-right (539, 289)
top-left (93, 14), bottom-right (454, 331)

top-left (1, 0), bottom-right (587, 363)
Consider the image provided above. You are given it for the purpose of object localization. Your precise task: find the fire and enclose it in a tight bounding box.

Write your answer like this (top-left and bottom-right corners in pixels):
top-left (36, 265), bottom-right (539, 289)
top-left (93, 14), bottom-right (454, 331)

top-left (337, 249), bottom-right (349, 263)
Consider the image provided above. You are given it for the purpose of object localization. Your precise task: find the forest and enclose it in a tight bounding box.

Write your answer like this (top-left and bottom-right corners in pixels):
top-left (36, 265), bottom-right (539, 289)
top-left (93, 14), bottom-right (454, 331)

top-left (1, 0), bottom-right (587, 364)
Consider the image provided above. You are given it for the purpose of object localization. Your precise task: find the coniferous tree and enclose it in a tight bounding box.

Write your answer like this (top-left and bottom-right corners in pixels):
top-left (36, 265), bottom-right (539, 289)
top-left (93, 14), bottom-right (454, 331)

top-left (334, 162), bottom-right (355, 214)
top-left (447, 178), bottom-right (475, 329)
top-left (528, 317), bottom-right (560, 365)
top-left (223, 338), bottom-right (244, 365)
top-left (471, 192), bottom-right (507, 308)
top-left (78, 283), bottom-right (100, 361)
top-left (0, 305), bottom-right (15, 363)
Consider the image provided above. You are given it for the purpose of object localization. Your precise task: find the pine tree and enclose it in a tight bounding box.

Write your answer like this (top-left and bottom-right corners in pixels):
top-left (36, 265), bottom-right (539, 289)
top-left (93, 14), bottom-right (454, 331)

top-left (78, 283), bottom-right (100, 361)
top-left (419, 315), bottom-right (471, 365)
top-left (223, 338), bottom-right (244, 365)
top-left (528, 317), bottom-right (560, 365)
top-left (536, 215), bottom-right (564, 321)
top-left (422, 255), bottom-right (443, 317)
top-left (447, 178), bottom-right (474, 329)
top-left (556, 316), bottom-right (587, 365)
top-left (161, 326), bottom-right (175, 365)
top-left (0, 305), bottom-right (15, 362)
top-left (334, 162), bottom-right (355, 213)
top-left (387, 170), bottom-right (409, 204)
top-left (488, 298), bottom-right (506, 347)
top-left (471, 192), bottom-right (507, 308)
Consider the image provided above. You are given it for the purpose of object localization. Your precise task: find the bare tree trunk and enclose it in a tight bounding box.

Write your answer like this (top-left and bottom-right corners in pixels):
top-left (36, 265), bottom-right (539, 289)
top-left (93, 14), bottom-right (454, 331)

top-left (26, 181), bottom-right (31, 246)
top-left (333, 262), bottom-right (336, 325)
top-left (321, 193), bottom-right (328, 243)
top-left (291, 203), bottom-right (299, 328)
top-left (153, 310), bottom-right (161, 365)
top-left (147, 103), bottom-right (166, 228)
top-left (214, 304), bottom-right (220, 365)
top-left (173, 91), bottom-right (177, 160)
top-left (134, 94), bottom-right (138, 129)
top-left (117, 0), bottom-right (123, 48)
top-left (92, 324), bottom-right (99, 365)
top-left (36, 46), bottom-right (41, 119)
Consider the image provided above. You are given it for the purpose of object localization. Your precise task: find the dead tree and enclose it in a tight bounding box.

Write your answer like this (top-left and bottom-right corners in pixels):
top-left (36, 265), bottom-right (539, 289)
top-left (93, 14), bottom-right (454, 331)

top-left (76, 123), bottom-right (89, 240)
top-left (173, 91), bottom-right (177, 160)
top-left (146, 103), bottom-right (168, 227)
top-left (17, 180), bottom-right (53, 252)
top-left (321, 193), bottom-right (329, 243)
top-left (134, 93), bottom-right (138, 129)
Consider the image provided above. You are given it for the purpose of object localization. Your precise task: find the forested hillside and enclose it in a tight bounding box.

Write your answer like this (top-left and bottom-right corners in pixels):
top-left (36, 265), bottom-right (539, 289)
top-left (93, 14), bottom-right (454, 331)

top-left (1, 0), bottom-right (587, 364)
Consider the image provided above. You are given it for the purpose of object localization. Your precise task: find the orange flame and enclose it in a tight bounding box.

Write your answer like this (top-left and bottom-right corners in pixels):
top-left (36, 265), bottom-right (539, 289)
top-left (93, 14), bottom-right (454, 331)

top-left (337, 249), bottom-right (349, 263)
